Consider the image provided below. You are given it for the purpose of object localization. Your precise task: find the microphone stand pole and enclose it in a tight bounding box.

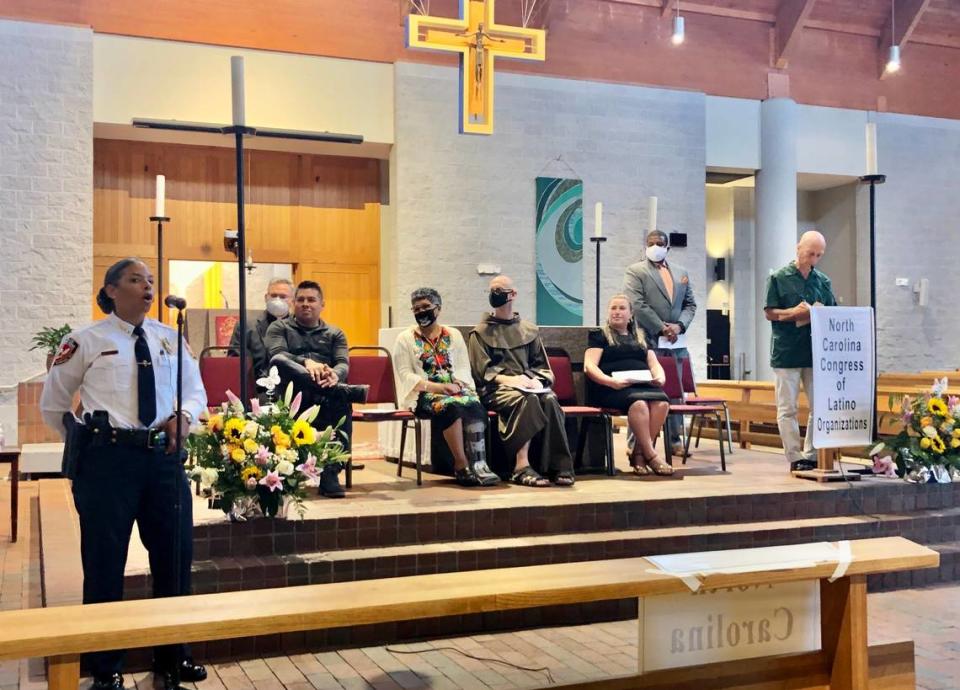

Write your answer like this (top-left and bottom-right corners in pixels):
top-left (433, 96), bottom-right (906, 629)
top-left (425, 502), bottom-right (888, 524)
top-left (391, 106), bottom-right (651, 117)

top-left (172, 301), bottom-right (187, 685)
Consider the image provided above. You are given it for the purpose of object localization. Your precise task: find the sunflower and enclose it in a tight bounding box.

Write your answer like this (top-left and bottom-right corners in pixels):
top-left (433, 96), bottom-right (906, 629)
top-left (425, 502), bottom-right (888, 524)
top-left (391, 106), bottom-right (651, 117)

top-left (229, 446), bottom-right (246, 462)
top-left (207, 414), bottom-right (224, 432)
top-left (930, 436), bottom-right (946, 454)
top-left (240, 466), bottom-right (262, 481)
top-left (291, 419), bottom-right (317, 446)
top-left (224, 418), bottom-right (246, 443)
top-left (927, 397), bottom-right (948, 417)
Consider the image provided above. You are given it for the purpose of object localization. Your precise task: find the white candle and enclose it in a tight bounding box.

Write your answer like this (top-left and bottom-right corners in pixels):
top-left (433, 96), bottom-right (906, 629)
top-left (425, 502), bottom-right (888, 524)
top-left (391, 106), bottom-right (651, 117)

top-left (647, 196), bottom-right (658, 232)
top-left (865, 122), bottom-right (878, 175)
top-left (594, 202), bottom-right (603, 237)
top-left (231, 56), bottom-right (246, 127)
top-left (154, 174), bottom-right (165, 218)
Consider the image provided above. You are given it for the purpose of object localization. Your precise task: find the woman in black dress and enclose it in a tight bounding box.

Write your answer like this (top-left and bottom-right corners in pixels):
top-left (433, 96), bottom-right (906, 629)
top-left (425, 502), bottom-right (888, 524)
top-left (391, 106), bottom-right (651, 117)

top-left (584, 295), bottom-right (673, 475)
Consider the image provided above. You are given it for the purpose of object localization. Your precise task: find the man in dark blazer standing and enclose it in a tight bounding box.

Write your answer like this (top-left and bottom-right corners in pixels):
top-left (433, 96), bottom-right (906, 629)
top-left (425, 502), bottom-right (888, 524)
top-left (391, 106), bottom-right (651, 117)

top-left (622, 230), bottom-right (697, 454)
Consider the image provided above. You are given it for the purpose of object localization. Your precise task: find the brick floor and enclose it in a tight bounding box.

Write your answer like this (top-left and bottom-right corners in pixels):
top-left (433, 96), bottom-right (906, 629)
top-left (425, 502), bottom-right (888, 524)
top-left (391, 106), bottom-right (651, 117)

top-left (1, 475), bottom-right (958, 690)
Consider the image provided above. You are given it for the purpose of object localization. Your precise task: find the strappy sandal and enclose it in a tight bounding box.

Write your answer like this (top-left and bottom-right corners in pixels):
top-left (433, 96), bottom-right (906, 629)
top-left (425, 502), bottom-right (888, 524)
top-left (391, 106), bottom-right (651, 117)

top-left (511, 465), bottom-right (551, 487)
top-left (628, 448), bottom-right (651, 476)
top-left (645, 453), bottom-right (674, 476)
top-left (553, 472), bottom-right (575, 487)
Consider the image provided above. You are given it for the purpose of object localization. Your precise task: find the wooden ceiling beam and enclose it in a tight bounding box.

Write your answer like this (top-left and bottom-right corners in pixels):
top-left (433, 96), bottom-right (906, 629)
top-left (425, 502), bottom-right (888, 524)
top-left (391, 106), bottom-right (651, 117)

top-left (774, 0), bottom-right (818, 69)
top-left (878, 0), bottom-right (933, 78)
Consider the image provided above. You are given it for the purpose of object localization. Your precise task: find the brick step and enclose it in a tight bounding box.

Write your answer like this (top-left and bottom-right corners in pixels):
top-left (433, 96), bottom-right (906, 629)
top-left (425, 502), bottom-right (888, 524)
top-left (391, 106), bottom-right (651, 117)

top-left (189, 481), bottom-right (960, 559)
top-left (126, 507), bottom-right (960, 599)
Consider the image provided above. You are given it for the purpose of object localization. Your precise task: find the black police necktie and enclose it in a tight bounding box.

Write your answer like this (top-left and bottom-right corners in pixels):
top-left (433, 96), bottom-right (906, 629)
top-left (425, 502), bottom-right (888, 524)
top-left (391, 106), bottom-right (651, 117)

top-left (133, 325), bottom-right (156, 427)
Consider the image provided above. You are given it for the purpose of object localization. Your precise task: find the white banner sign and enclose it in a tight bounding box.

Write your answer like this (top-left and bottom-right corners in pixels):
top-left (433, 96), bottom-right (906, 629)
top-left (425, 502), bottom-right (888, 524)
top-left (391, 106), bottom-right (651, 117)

top-left (810, 306), bottom-right (875, 448)
top-left (639, 580), bottom-right (820, 672)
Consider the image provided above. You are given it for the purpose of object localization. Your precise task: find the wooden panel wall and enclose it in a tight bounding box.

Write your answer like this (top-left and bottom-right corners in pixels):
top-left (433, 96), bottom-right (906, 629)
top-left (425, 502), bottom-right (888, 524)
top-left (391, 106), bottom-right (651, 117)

top-left (93, 139), bottom-right (382, 346)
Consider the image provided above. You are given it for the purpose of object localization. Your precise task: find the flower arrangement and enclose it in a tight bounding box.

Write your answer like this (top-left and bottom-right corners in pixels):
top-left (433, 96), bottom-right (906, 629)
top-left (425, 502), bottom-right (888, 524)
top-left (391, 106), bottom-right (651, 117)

top-left (187, 369), bottom-right (349, 518)
top-left (872, 378), bottom-right (960, 481)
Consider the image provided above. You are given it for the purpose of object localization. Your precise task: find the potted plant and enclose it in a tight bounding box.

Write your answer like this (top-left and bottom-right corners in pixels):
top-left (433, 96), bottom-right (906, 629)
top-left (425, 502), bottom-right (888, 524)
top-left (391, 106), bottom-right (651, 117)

top-left (30, 324), bottom-right (72, 370)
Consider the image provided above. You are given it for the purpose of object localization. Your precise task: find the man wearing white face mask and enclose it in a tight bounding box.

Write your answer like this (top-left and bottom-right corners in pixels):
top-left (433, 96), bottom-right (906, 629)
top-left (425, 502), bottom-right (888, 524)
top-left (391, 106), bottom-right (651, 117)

top-left (622, 230), bottom-right (697, 455)
top-left (228, 277), bottom-right (294, 392)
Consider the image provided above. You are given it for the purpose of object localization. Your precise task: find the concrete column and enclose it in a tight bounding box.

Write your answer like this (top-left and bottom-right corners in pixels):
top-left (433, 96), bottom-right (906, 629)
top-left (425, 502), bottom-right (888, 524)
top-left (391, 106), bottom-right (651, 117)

top-left (754, 98), bottom-right (799, 381)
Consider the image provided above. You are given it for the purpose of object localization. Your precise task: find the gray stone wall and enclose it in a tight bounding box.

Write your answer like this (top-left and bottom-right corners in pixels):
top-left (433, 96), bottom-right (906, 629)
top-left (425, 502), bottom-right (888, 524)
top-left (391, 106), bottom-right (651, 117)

top-left (391, 62), bottom-right (707, 376)
top-left (875, 114), bottom-right (960, 372)
top-left (0, 20), bottom-right (93, 441)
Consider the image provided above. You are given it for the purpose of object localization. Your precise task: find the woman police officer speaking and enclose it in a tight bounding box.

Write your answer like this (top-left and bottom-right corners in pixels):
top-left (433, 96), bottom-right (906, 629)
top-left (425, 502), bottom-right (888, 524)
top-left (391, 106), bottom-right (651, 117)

top-left (40, 258), bottom-right (208, 690)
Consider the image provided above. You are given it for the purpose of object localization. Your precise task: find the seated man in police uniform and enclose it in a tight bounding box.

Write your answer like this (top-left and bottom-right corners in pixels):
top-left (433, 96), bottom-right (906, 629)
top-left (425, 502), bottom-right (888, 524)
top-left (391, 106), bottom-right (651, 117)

top-left (40, 257), bottom-right (208, 690)
top-left (264, 280), bottom-right (367, 498)
top-left (228, 277), bottom-right (294, 395)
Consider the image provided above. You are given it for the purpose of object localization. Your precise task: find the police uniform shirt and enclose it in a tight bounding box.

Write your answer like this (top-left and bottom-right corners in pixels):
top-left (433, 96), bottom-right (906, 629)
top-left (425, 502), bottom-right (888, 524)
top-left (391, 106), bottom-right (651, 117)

top-left (40, 312), bottom-right (208, 438)
top-left (263, 317), bottom-right (349, 381)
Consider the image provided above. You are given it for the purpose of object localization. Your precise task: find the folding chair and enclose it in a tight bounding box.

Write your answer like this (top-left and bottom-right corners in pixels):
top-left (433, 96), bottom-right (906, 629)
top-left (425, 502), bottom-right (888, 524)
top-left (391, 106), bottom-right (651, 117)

top-left (547, 351), bottom-right (615, 476)
top-left (657, 352), bottom-right (727, 472)
top-left (347, 346), bottom-right (422, 486)
top-left (199, 347), bottom-right (254, 409)
top-left (679, 357), bottom-right (735, 454)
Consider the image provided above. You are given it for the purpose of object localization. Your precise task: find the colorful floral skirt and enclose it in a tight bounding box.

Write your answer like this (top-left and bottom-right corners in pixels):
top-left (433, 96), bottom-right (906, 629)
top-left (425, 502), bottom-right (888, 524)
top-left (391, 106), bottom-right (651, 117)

top-left (415, 391), bottom-right (487, 431)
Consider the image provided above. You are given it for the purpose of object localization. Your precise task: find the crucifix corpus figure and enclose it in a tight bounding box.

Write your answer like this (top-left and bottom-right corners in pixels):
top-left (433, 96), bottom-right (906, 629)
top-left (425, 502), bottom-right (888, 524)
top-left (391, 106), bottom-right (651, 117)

top-left (407, 0), bottom-right (545, 135)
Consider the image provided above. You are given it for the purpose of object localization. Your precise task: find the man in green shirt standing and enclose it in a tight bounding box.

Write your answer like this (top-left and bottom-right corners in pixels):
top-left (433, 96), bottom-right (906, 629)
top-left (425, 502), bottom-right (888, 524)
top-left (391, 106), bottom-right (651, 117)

top-left (764, 231), bottom-right (837, 472)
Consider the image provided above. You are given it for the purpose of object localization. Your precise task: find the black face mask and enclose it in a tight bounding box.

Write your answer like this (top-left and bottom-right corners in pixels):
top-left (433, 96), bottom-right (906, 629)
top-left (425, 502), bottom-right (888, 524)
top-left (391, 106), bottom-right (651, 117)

top-left (414, 308), bottom-right (438, 328)
top-left (489, 290), bottom-right (511, 308)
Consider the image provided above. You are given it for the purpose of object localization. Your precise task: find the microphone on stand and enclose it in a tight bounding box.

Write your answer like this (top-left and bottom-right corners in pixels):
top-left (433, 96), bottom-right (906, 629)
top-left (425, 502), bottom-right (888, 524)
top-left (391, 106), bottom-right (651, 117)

top-left (164, 294), bottom-right (187, 310)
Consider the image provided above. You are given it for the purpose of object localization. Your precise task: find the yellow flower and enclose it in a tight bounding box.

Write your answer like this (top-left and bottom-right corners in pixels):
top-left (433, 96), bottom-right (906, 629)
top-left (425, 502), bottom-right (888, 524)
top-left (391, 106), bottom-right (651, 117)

top-left (927, 398), bottom-right (948, 417)
top-left (951, 438), bottom-right (960, 449)
top-left (920, 416), bottom-right (933, 428)
top-left (953, 429), bottom-right (960, 439)
top-left (229, 446), bottom-right (246, 462)
top-left (291, 419), bottom-right (317, 446)
top-left (207, 414), bottom-right (224, 432)
top-left (920, 437), bottom-right (932, 450)
top-left (930, 436), bottom-right (946, 454)
top-left (271, 424), bottom-right (291, 450)
top-left (243, 438), bottom-right (259, 454)
top-left (224, 418), bottom-right (246, 443)
top-left (240, 466), bottom-right (262, 481)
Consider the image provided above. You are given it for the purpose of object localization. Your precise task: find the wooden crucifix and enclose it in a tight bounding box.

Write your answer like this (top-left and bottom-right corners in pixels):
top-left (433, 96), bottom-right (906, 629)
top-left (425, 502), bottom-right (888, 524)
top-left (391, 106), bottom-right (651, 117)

top-left (407, 0), bottom-right (546, 135)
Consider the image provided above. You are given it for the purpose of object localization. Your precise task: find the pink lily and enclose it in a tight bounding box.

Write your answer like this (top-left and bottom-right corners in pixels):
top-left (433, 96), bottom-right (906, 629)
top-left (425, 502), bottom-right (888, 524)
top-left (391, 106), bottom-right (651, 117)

top-left (225, 389), bottom-right (242, 406)
top-left (296, 453), bottom-right (320, 481)
top-left (255, 445), bottom-right (271, 465)
top-left (259, 470), bottom-right (282, 492)
top-left (290, 391), bottom-right (303, 417)
top-left (251, 398), bottom-right (262, 415)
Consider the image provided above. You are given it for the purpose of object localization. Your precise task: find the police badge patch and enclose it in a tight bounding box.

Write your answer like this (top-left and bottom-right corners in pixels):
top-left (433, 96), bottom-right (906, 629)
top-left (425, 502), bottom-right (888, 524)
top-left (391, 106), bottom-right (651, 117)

top-left (53, 338), bottom-right (79, 366)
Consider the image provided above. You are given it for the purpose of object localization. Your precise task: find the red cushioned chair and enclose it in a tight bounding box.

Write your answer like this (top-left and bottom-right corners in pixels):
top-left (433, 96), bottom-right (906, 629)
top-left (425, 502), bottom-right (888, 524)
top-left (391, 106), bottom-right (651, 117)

top-left (547, 351), bottom-right (615, 476)
top-left (657, 352), bottom-right (727, 471)
top-left (679, 356), bottom-right (735, 454)
top-left (347, 346), bottom-right (422, 486)
top-left (199, 347), bottom-right (254, 409)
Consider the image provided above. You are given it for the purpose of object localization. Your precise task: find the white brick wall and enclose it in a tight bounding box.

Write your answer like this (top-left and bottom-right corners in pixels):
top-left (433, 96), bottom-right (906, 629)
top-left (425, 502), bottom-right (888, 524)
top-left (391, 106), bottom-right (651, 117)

top-left (874, 115), bottom-right (960, 373)
top-left (0, 20), bottom-right (93, 442)
top-left (391, 62), bottom-right (707, 377)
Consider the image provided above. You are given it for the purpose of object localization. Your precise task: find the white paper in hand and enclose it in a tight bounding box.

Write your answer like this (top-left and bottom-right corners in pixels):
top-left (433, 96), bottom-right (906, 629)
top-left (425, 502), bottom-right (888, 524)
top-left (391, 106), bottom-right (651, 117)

top-left (657, 333), bottom-right (688, 350)
top-left (612, 370), bottom-right (653, 383)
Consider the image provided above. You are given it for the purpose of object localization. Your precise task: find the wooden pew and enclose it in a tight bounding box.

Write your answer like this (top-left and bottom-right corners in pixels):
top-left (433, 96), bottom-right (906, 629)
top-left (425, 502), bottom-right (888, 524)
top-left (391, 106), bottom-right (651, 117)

top-left (695, 375), bottom-right (959, 450)
top-left (0, 537), bottom-right (938, 690)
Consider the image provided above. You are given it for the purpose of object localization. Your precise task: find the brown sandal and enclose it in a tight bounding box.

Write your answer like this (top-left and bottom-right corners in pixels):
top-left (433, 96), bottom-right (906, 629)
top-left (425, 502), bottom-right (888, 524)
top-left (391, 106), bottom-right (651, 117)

top-left (645, 453), bottom-right (674, 476)
top-left (628, 448), bottom-right (651, 476)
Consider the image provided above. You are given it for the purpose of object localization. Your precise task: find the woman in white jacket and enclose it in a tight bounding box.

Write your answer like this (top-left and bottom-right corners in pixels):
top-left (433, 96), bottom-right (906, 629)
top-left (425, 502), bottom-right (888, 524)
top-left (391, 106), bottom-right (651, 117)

top-left (393, 288), bottom-right (500, 487)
